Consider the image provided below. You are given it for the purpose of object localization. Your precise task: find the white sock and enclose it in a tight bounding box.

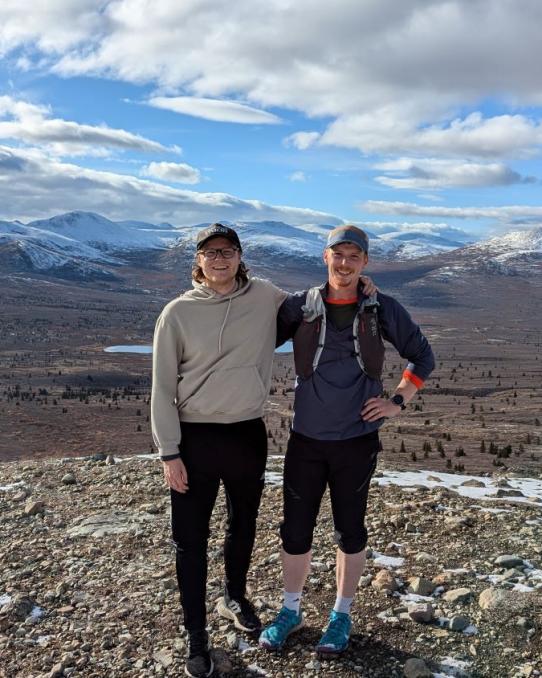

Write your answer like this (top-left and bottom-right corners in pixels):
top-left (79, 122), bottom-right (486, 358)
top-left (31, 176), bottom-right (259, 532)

top-left (333, 595), bottom-right (353, 615)
top-left (283, 591), bottom-right (302, 614)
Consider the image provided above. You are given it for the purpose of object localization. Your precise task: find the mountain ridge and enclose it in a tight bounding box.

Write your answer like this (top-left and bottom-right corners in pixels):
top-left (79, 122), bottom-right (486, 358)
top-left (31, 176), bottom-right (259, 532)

top-left (0, 211), bottom-right (541, 281)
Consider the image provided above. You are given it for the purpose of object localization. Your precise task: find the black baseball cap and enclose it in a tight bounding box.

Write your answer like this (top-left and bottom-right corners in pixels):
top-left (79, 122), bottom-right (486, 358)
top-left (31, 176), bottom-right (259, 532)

top-left (196, 223), bottom-right (242, 252)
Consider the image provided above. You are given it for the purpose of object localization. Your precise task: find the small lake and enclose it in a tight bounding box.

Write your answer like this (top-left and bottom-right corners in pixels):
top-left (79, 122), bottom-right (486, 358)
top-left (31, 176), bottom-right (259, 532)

top-left (104, 341), bottom-right (293, 354)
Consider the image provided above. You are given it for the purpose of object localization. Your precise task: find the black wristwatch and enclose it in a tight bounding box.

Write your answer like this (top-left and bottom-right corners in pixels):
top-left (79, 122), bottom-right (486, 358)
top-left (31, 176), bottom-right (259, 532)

top-left (391, 394), bottom-right (407, 410)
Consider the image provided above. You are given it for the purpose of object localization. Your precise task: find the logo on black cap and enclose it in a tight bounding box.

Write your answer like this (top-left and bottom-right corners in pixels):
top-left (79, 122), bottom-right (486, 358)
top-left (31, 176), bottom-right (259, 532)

top-left (196, 223), bottom-right (242, 251)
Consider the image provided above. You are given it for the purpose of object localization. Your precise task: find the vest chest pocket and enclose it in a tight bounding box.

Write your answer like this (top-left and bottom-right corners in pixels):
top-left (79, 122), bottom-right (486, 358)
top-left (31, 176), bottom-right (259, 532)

top-left (358, 308), bottom-right (385, 380)
top-left (293, 319), bottom-right (321, 379)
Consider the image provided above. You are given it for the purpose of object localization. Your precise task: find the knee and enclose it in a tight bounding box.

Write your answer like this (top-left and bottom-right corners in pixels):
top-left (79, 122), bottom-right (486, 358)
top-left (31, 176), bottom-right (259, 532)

top-left (280, 521), bottom-right (313, 555)
top-left (334, 526), bottom-right (368, 554)
top-left (171, 525), bottom-right (209, 551)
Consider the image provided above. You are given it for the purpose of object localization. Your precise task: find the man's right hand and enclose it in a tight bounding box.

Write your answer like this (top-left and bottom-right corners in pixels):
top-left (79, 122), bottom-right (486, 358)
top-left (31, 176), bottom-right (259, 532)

top-left (162, 457), bottom-right (189, 493)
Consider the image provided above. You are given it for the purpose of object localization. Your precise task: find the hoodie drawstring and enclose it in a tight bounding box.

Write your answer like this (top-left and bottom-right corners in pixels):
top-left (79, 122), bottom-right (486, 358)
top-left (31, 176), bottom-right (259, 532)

top-left (218, 297), bottom-right (232, 355)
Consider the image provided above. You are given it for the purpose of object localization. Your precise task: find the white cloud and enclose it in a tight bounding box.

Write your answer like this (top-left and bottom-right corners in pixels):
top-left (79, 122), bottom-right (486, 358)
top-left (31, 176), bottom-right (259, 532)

top-left (0, 96), bottom-right (178, 156)
top-left (373, 157), bottom-right (533, 189)
top-left (0, 144), bottom-right (342, 226)
top-left (4, 2), bottom-right (542, 160)
top-left (0, 1), bottom-right (101, 55)
top-left (288, 171), bottom-right (306, 182)
top-left (362, 200), bottom-right (542, 224)
top-left (147, 96), bottom-right (282, 124)
top-left (141, 161), bottom-right (201, 184)
top-left (284, 132), bottom-right (321, 150)
top-left (320, 111), bottom-right (542, 158)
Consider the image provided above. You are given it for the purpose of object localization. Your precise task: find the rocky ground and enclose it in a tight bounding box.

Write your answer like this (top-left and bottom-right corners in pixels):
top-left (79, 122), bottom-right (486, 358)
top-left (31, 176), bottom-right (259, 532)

top-left (1, 455), bottom-right (541, 678)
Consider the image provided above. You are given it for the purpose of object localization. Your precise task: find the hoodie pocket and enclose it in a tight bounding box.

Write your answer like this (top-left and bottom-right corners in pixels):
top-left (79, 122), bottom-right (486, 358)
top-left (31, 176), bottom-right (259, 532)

top-left (179, 365), bottom-right (267, 417)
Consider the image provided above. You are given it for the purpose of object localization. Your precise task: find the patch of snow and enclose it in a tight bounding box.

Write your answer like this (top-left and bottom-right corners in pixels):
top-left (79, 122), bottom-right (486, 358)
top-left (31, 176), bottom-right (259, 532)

top-left (30, 605), bottom-right (44, 619)
top-left (374, 469), bottom-right (542, 506)
top-left (0, 594), bottom-right (12, 606)
top-left (0, 481), bottom-right (25, 491)
top-left (265, 471), bottom-right (283, 486)
top-left (36, 635), bottom-right (52, 646)
top-left (471, 506), bottom-right (512, 514)
top-left (512, 583), bottom-right (534, 592)
top-left (399, 592), bottom-right (434, 603)
top-left (435, 656), bottom-right (472, 677)
top-left (525, 568), bottom-right (542, 581)
top-left (372, 552), bottom-right (405, 568)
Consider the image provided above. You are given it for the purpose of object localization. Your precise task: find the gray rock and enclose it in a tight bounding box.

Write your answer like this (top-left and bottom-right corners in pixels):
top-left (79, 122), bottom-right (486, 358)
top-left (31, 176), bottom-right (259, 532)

top-left (152, 650), bottom-right (173, 669)
top-left (407, 577), bottom-right (435, 597)
top-left (516, 617), bottom-right (534, 629)
top-left (24, 500), bottom-right (44, 516)
top-left (105, 455), bottom-right (116, 465)
top-left (12, 488), bottom-right (30, 502)
top-left (0, 594), bottom-right (35, 621)
top-left (61, 473), bottom-right (76, 485)
top-left (66, 510), bottom-right (154, 538)
top-left (460, 479), bottom-right (486, 488)
top-left (478, 587), bottom-right (513, 610)
top-left (495, 488), bottom-right (524, 497)
top-left (210, 648), bottom-right (233, 673)
top-left (305, 659), bottom-right (321, 670)
top-left (408, 603), bottom-right (434, 623)
top-left (403, 657), bottom-right (432, 677)
top-left (372, 569), bottom-right (398, 592)
top-left (449, 615), bottom-right (470, 632)
top-left (139, 503), bottom-right (161, 514)
top-left (226, 631), bottom-right (238, 649)
top-left (359, 574), bottom-right (373, 587)
top-left (494, 554), bottom-right (524, 568)
top-left (442, 588), bottom-right (473, 605)
top-left (47, 662), bottom-right (65, 678)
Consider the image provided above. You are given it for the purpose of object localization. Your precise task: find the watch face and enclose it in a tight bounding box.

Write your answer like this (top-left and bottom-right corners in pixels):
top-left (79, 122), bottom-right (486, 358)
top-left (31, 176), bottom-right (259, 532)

top-left (392, 394), bottom-right (405, 408)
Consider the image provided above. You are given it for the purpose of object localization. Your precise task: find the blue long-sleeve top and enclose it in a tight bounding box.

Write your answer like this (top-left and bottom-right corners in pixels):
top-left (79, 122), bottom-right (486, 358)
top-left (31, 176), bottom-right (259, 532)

top-left (277, 287), bottom-right (435, 441)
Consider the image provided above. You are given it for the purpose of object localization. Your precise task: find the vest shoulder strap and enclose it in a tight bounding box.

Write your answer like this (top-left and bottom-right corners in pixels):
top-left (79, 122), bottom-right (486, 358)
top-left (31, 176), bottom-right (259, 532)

top-left (301, 286), bottom-right (327, 371)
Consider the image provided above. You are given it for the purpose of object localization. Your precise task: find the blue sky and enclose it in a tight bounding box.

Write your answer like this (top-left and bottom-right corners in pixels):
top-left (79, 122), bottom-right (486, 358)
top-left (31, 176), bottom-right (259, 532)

top-left (1, 0), bottom-right (542, 240)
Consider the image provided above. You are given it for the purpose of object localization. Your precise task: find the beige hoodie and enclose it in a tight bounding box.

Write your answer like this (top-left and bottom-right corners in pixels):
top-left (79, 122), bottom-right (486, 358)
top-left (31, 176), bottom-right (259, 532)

top-left (151, 277), bottom-right (287, 458)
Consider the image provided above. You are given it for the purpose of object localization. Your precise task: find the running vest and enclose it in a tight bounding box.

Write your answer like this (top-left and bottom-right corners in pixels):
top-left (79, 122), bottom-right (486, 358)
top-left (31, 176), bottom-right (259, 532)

top-left (292, 285), bottom-right (385, 380)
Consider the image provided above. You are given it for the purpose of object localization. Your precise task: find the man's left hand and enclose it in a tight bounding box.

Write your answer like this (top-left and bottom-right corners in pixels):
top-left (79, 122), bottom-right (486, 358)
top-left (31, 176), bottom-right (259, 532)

top-left (361, 396), bottom-right (401, 422)
top-left (360, 275), bottom-right (378, 296)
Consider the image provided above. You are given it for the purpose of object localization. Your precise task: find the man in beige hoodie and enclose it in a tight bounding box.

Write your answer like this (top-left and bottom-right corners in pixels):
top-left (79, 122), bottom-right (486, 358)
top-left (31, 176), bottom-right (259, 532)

top-left (152, 224), bottom-right (287, 678)
top-left (152, 223), bottom-right (374, 677)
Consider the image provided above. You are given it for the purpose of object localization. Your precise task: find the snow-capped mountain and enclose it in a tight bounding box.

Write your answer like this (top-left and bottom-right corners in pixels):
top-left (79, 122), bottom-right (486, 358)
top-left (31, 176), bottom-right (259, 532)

top-left (441, 227), bottom-right (542, 277)
top-left (1, 210), bottom-right (541, 282)
top-left (370, 229), bottom-right (472, 260)
top-left (27, 211), bottom-right (182, 252)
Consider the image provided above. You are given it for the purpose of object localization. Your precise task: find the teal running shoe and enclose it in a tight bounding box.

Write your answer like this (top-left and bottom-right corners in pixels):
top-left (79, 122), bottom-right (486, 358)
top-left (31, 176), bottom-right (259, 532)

top-left (316, 610), bottom-right (352, 655)
top-left (258, 607), bottom-right (304, 651)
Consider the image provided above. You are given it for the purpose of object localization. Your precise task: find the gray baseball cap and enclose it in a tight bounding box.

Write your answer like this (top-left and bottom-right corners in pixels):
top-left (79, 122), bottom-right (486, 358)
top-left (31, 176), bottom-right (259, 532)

top-left (326, 225), bottom-right (369, 253)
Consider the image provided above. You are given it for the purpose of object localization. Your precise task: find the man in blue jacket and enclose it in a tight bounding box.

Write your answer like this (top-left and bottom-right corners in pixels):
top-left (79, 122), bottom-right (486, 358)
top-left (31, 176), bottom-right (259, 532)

top-left (259, 225), bottom-right (435, 655)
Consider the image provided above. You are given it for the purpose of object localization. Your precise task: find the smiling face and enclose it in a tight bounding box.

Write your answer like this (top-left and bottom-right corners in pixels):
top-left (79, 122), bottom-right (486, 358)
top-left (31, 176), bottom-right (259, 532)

top-left (196, 235), bottom-right (241, 292)
top-left (324, 242), bottom-right (368, 296)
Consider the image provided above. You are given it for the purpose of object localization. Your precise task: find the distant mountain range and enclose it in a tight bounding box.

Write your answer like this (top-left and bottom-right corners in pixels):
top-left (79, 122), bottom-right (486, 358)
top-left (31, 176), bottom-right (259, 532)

top-left (0, 211), bottom-right (541, 281)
